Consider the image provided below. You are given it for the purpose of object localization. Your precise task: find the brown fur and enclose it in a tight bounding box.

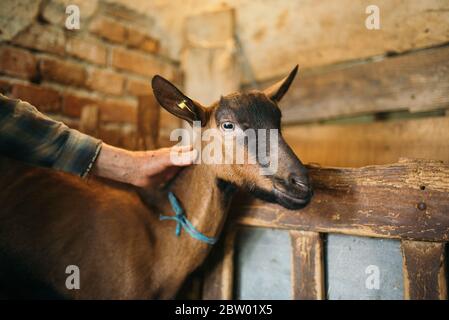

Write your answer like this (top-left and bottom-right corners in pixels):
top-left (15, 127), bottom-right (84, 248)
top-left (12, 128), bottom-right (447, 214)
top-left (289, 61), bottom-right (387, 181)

top-left (0, 67), bottom-right (312, 299)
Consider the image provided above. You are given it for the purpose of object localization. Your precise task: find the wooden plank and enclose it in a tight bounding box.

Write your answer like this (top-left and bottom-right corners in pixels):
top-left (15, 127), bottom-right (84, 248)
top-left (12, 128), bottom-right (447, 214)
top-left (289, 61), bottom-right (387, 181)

top-left (236, 0), bottom-right (449, 82)
top-left (231, 158), bottom-right (449, 242)
top-left (135, 94), bottom-right (159, 150)
top-left (202, 230), bottom-right (236, 300)
top-left (79, 104), bottom-right (99, 137)
top-left (401, 240), bottom-right (447, 300)
top-left (283, 117), bottom-right (449, 167)
top-left (290, 231), bottom-right (325, 300)
top-left (280, 46), bottom-right (449, 123)
top-left (98, 125), bottom-right (136, 150)
top-left (183, 7), bottom-right (240, 105)
top-left (158, 108), bottom-right (182, 147)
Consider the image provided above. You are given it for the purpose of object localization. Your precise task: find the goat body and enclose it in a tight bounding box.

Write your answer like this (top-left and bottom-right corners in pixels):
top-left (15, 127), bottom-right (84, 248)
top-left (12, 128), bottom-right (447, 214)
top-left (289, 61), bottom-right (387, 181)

top-left (0, 155), bottom-right (230, 299)
top-left (0, 66), bottom-right (312, 299)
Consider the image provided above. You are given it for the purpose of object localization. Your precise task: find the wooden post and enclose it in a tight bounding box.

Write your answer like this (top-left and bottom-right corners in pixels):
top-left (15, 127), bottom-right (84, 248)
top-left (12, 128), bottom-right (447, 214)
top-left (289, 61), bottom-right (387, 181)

top-left (202, 229), bottom-right (236, 300)
top-left (401, 240), bottom-right (447, 300)
top-left (79, 104), bottom-right (100, 137)
top-left (135, 94), bottom-right (159, 150)
top-left (183, 6), bottom-right (240, 105)
top-left (290, 231), bottom-right (325, 300)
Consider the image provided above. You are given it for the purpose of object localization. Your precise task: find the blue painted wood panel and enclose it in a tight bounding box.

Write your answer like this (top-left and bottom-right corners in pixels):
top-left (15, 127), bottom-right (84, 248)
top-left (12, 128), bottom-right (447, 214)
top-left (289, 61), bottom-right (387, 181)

top-left (326, 234), bottom-right (404, 300)
top-left (235, 227), bottom-right (292, 300)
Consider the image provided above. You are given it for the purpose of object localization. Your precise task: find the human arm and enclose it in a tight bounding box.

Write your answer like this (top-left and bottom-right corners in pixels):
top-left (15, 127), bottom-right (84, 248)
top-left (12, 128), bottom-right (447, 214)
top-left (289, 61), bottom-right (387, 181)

top-left (0, 94), bottom-right (195, 186)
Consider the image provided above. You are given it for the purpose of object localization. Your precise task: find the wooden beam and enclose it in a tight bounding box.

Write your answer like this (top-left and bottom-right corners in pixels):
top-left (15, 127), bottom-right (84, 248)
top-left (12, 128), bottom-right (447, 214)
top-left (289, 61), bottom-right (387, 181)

top-left (290, 231), bottom-right (325, 300)
top-left (231, 158), bottom-right (449, 242)
top-left (237, 0), bottom-right (449, 83)
top-left (183, 7), bottom-right (240, 105)
top-left (283, 117), bottom-right (449, 167)
top-left (280, 46), bottom-right (449, 123)
top-left (401, 240), bottom-right (447, 300)
top-left (202, 230), bottom-right (236, 300)
top-left (79, 104), bottom-right (99, 137)
top-left (98, 126), bottom-right (136, 150)
top-left (135, 94), bottom-right (159, 150)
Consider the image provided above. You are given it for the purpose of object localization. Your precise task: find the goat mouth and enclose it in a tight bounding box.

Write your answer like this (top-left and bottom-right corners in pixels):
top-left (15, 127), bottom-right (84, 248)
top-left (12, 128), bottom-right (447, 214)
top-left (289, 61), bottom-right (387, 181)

top-left (273, 188), bottom-right (312, 210)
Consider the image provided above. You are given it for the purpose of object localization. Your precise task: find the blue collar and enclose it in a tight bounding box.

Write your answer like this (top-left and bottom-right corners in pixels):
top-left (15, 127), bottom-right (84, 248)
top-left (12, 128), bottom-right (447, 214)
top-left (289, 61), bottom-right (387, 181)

top-left (159, 191), bottom-right (217, 245)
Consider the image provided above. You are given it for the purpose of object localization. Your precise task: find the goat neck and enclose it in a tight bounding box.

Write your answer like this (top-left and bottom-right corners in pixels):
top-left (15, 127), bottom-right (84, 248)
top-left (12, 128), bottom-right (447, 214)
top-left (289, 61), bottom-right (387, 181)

top-left (165, 162), bottom-right (235, 244)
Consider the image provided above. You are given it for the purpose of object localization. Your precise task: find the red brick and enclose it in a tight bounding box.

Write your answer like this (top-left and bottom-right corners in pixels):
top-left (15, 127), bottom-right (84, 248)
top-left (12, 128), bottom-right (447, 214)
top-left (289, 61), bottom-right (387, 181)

top-left (0, 46), bottom-right (37, 80)
top-left (125, 27), bottom-right (159, 53)
top-left (125, 28), bottom-right (145, 47)
top-left (12, 24), bottom-right (65, 55)
top-left (99, 99), bottom-right (137, 124)
top-left (62, 93), bottom-right (137, 124)
top-left (66, 35), bottom-right (107, 66)
top-left (111, 47), bottom-right (165, 77)
top-left (39, 57), bottom-right (86, 87)
top-left (86, 68), bottom-right (124, 95)
top-left (139, 38), bottom-right (159, 54)
top-left (89, 16), bottom-right (126, 43)
top-left (11, 83), bottom-right (60, 112)
top-left (125, 78), bottom-right (151, 96)
top-left (62, 93), bottom-right (98, 118)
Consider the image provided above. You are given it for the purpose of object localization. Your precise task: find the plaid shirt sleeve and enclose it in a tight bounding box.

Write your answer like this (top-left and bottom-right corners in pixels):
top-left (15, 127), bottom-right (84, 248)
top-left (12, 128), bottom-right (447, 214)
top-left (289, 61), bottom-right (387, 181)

top-left (0, 94), bottom-right (102, 178)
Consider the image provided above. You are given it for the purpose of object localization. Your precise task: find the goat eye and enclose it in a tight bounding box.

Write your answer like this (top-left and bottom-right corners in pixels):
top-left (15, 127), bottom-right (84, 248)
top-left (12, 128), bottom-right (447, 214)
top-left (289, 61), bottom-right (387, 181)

top-left (221, 121), bottom-right (235, 132)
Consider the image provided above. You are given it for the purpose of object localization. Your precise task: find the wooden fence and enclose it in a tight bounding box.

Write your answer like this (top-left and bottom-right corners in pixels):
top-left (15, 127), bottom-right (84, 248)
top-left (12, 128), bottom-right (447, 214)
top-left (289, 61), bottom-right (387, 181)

top-left (201, 159), bottom-right (449, 300)
top-left (78, 76), bottom-right (449, 301)
top-left (75, 5), bottom-right (449, 299)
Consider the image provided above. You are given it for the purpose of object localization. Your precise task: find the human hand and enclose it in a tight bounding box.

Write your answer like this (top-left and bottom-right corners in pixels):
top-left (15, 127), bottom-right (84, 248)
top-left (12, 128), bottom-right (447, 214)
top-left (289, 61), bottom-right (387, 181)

top-left (92, 143), bottom-right (197, 188)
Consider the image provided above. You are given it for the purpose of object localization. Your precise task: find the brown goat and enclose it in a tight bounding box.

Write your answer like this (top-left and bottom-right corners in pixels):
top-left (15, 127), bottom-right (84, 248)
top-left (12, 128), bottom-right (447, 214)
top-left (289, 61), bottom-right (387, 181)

top-left (0, 66), bottom-right (312, 299)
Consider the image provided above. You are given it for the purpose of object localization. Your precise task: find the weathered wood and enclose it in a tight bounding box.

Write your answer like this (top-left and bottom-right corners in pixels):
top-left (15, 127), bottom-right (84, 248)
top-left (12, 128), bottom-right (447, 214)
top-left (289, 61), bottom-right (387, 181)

top-left (183, 7), bottom-right (240, 105)
top-left (98, 125), bottom-right (136, 150)
top-left (236, 0), bottom-right (449, 82)
top-left (135, 94), bottom-right (159, 150)
top-left (290, 231), bottom-right (325, 300)
top-left (202, 230), bottom-right (236, 300)
top-left (284, 117), bottom-right (449, 167)
top-left (401, 240), bottom-right (447, 300)
top-left (79, 104), bottom-right (99, 137)
top-left (118, 1), bottom-right (449, 83)
top-left (231, 158), bottom-right (449, 242)
top-left (158, 108), bottom-right (182, 147)
top-left (280, 46), bottom-right (449, 123)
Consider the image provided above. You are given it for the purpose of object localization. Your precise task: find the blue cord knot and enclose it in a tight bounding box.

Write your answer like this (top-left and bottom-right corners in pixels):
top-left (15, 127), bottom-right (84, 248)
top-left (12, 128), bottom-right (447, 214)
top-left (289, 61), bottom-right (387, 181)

top-left (159, 191), bottom-right (217, 245)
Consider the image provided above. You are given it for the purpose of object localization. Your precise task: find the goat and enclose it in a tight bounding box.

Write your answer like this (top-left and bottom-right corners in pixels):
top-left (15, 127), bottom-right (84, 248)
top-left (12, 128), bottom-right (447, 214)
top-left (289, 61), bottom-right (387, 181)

top-left (0, 66), bottom-right (312, 299)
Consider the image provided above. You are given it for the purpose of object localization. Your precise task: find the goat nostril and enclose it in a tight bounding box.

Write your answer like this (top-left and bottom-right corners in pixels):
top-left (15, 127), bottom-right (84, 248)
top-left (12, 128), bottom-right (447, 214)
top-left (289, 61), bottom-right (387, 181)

top-left (289, 175), bottom-right (309, 191)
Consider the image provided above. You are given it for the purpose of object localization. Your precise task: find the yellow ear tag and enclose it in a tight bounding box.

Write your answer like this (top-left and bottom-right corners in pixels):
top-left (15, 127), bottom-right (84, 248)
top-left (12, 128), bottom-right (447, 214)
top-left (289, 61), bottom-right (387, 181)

top-left (177, 100), bottom-right (194, 114)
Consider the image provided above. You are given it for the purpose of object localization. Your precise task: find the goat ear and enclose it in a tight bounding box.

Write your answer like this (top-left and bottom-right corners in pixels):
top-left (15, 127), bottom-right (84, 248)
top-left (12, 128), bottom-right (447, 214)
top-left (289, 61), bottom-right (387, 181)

top-left (263, 65), bottom-right (299, 103)
top-left (151, 75), bottom-right (207, 125)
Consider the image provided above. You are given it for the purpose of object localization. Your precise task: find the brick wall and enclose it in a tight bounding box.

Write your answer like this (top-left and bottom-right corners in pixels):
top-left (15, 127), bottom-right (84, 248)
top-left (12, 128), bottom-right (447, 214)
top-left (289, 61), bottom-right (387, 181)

top-left (0, 0), bottom-right (182, 149)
